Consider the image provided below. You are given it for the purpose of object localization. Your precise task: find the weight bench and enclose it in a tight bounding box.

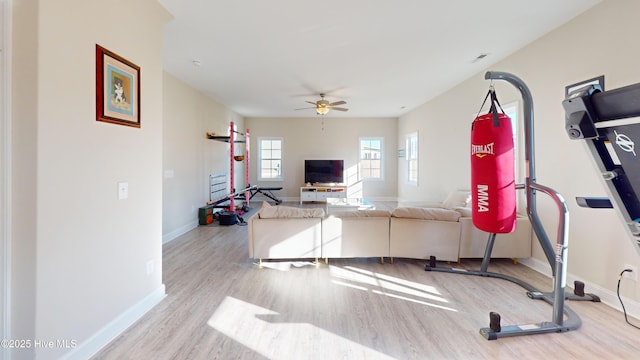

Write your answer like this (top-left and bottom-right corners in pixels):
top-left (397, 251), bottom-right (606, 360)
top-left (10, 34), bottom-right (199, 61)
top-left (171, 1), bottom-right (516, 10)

top-left (248, 186), bottom-right (283, 204)
top-left (215, 185), bottom-right (258, 208)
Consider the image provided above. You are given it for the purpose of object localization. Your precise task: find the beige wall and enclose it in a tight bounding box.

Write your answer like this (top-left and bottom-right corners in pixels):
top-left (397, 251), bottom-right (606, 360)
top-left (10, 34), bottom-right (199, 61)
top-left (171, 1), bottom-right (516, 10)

top-left (245, 117), bottom-right (398, 201)
top-left (9, 1), bottom-right (640, 358)
top-left (11, 0), bottom-right (38, 352)
top-left (11, 0), bottom-right (170, 358)
top-left (162, 73), bottom-right (244, 239)
top-left (0, 0), bottom-right (7, 346)
top-left (399, 0), bottom-right (640, 306)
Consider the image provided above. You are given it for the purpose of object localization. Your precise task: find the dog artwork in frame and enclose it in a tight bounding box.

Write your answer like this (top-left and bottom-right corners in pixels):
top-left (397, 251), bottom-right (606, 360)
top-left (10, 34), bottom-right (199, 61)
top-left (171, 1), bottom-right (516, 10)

top-left (95, 44), bottom-right (141, 127)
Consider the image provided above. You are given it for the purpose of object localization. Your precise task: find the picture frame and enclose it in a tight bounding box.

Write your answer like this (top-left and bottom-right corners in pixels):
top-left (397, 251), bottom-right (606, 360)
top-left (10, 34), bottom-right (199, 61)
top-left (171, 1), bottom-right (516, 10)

top-left (96, 44), bottom-right (141, 128)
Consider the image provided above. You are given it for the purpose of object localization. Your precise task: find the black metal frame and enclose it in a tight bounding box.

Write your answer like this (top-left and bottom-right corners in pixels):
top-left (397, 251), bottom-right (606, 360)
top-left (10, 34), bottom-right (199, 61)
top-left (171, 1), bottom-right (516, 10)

top-left (563, 80), bottom-right (640, 254)
top-left (248, 186), bottom-right (283, 204)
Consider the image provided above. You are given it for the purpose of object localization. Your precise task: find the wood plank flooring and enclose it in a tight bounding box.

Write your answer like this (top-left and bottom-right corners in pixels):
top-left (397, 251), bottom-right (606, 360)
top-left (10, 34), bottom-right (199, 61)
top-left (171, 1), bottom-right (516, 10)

top-left (93, 201), bottom-right (640, 359)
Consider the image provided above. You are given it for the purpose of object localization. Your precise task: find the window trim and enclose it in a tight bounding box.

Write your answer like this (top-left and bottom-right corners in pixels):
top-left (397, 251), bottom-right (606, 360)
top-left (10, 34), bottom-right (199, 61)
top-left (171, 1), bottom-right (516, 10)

top-left (257, 137), bottom-right (283, 181)
top-left (501, 101), bottom-right (520, 184)
top-left (406, 132), bottom-right (418, 185)
top-left (359, 137), bottom-right (384, 181)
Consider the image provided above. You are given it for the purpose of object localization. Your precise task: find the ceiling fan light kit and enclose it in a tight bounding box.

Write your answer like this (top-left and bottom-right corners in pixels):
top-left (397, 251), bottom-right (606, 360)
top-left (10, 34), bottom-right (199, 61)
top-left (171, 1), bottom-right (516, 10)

top-left (297, 93), bottom-right (349, 115)
top-left (317, 106), bottom-right (330, 115)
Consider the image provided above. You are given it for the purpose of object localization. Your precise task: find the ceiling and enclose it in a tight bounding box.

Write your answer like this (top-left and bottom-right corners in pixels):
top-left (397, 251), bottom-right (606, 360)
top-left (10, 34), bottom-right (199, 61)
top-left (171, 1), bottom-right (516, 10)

top-left (158, 0), bottom-right (601, 118)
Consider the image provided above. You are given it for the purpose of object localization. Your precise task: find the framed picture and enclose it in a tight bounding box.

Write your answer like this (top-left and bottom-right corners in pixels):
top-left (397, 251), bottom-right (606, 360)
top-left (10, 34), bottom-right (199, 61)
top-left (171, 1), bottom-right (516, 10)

top-left (96, 44), bottom-right (141, 127)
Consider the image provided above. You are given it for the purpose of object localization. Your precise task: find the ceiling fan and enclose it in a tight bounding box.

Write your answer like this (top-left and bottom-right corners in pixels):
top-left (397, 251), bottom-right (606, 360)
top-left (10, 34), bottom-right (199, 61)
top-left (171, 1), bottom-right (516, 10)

top-left (297, 94), bottom-right (349, 115)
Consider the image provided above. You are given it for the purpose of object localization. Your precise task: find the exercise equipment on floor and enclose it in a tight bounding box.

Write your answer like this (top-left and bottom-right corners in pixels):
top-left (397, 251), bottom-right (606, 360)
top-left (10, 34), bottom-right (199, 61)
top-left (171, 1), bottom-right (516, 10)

top-left (205, 122), bottom-right (252, 225)
top-left (426, 71), bottom-right (599, 341)
top-left (562, 77), bottom-right (640, 255)
top-left (204, 122), bottom-right (284, 225)
top-left (471, 88), bottom-right (516, 233)
top-left (248, 186), bottom-right (283, 204)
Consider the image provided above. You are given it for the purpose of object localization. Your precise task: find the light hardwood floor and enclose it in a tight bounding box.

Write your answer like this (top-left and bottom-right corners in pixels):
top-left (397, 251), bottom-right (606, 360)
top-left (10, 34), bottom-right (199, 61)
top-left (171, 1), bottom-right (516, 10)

top-left (93, 201), bottom-right (640, 359)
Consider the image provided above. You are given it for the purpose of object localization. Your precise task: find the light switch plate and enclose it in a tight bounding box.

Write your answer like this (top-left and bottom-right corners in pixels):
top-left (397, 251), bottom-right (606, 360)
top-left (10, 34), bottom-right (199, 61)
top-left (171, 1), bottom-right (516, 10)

top-left (146, 260), bottom-right (155, 275)
top-left (118, 182), bottom-right (128, 200)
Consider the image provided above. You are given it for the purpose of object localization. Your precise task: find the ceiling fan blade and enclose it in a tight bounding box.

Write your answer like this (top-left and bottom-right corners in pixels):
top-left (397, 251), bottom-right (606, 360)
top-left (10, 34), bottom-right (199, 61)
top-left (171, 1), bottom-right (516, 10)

top-left (295, 106), bottom-right (316, 111)
top-left (301, 94), bottom-right (347, 112)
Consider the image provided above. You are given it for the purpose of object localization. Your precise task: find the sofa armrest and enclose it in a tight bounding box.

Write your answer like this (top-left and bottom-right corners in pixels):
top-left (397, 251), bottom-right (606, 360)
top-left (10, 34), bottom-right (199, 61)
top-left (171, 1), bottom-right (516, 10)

top-left (247, 212), bottom-right (260, 258)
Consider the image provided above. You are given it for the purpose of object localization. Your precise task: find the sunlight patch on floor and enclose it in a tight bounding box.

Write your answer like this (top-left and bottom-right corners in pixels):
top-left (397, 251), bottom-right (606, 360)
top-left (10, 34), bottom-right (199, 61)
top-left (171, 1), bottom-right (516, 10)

top-left (371, 290), bottom-right (458, 311)
top-left (345, 266), bottom-right (442, 295)
top-left (208, 296), bottom-right (396, 359)
top-left (331, 279), bottom-right (369, 291)
top-left (329, 265), bottom-right (455, 310)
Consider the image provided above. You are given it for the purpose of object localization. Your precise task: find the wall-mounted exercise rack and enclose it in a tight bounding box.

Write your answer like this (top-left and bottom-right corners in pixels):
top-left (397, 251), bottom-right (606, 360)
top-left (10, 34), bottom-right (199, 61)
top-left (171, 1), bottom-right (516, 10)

top-left (206, 121), bottom-right (251, 210)
top-left (209, 173), bottom-right (227, 204)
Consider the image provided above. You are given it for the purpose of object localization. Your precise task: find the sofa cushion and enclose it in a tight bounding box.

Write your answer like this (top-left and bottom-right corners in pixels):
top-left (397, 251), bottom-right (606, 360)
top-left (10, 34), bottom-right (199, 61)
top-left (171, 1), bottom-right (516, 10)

top-left (453, 206), bottom-right (472, 217)
top-left (330, 209), bottom-right (391, 218)
top-left (258, 205), bottom-right (325, 219)
top-left (396, 201), bottom-right (444, 208)
top-left (391, 207), bottom-right (461, 222)
top-left (442, 190), bottom-right (471, 209)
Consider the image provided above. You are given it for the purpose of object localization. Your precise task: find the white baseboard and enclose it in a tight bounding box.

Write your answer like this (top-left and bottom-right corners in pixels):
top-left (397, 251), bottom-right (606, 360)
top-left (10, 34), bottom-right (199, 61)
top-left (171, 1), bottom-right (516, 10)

top-left (520, 257), bottom-right (640, 320)
top-left (162, 220), bottom-right (198, 244)
top-left (61, 285), bottom-right (166, 360)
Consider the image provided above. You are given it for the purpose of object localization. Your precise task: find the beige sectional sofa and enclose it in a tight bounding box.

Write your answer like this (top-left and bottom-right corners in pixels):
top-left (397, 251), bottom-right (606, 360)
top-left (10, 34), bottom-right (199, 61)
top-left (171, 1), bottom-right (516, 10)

top-left (322, 210), bottom-right (391, 263)
top-left (247, 206), bottom-right (324, 262)
top-left (247, 192), bottom-right (532, 264)
top-left (389, 207), bottom-right (464, 262)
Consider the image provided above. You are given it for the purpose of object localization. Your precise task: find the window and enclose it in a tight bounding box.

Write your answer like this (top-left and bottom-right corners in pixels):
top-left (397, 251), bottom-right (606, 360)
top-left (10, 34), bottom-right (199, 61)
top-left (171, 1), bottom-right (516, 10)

top-left (359, 137), bottom-right (383, 180)
top-left (502, 102), bottom-right (520, 182)
top-left (406, 132), bottom-right (418, 184)
top-left (258, 137), bottom-right (282, 181)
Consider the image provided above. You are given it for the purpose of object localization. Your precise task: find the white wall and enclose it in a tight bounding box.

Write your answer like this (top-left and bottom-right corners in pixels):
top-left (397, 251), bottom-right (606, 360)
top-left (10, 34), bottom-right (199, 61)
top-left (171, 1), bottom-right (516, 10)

top-left (162, 73), bottom-right (244, 241)
top-left (245, 117), bottom-right (398, 201)
top-left (11, 1), bottom-right (170, 359)
top-left (399, 0), bottom-right (640, 307)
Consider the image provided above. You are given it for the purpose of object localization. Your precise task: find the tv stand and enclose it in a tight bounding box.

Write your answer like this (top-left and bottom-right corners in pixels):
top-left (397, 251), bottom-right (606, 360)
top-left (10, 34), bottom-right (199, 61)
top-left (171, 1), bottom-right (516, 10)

top-left (300, 185), bottom-right (347, 204)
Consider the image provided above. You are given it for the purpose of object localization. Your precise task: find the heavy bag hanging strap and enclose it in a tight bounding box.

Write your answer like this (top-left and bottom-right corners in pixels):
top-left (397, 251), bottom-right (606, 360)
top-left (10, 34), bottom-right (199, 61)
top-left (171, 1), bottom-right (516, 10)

top-left (475, 88), bottom-right (506, 127)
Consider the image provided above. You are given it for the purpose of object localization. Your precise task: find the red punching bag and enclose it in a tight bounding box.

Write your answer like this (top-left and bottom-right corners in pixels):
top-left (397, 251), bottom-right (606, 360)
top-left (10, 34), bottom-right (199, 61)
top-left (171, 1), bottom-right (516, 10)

top-left (470, 89), bottom-right (516, 233)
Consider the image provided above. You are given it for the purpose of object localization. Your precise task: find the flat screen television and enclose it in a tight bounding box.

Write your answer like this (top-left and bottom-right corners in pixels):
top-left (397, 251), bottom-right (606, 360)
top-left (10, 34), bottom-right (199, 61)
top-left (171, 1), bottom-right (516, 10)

top-left (304, 160), bottom-right (344, 185)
